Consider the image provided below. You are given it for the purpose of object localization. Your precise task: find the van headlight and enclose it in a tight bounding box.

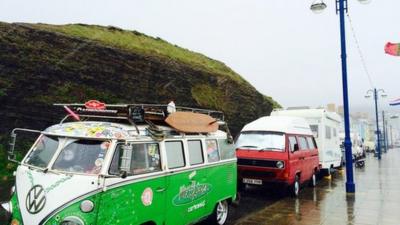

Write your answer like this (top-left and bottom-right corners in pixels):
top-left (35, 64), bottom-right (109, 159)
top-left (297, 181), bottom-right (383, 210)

top-left (60, 216), bottom-right (84, 225)
top-left (276, 161), bottom-right (284, 169)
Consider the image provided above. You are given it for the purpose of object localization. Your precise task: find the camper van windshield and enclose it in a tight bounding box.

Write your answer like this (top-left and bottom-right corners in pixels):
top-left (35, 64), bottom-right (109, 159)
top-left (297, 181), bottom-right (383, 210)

top-left (25, 135), bottom-right (110, 174)
top-left (236, 131), bottom-right (285, 151)
top-left (52, 139), bottom-right (110, 174)
top-left (25, 135), bottom-right (59, 168)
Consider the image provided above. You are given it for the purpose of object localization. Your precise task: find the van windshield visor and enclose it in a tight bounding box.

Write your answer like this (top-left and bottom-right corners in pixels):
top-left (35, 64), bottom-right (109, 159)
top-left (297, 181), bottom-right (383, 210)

top-left (236, 131), bottom-right (285, 151)
top-left (52, 139), bottom-right (110, 174)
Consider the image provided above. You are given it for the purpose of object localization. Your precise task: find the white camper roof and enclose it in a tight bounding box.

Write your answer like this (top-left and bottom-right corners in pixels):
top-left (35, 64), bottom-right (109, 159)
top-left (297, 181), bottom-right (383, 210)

top-left (271, 108), bottom-right (341, 123)
top-left (241, 116), bottom-right (313, 135)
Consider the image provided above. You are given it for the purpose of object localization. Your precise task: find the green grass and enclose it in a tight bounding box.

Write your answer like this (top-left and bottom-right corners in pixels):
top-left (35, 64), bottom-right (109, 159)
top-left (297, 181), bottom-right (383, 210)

top-left (29, 23), bottom-right (246, 84)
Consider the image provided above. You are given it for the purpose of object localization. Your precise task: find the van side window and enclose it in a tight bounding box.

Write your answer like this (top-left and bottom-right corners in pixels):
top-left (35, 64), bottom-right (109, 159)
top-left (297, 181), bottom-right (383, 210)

top-left (206, 139), bottom-right (220, 163)
top-left (218, 139), bottom-right (235, 160)
top-left (188, 140), bottom-right (204, 165)
top-left (298, 136), bottom-right (309, 150)
top-left (165, 141), bottom-right (185, 169)
top-left (289, 136), bottom-right (297, 151)
top-left (306, 137), bottom-right (316, 149)
top-left (109, 143), bottom-right (161, 175)
top-left (325, 126), bottom-right (331, 139)
top-left (310, 125), bottom-right (318, 138)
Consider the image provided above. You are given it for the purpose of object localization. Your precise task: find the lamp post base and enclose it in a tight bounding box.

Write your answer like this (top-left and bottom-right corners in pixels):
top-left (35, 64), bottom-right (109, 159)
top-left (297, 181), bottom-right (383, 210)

top-left (346, 182), bottom-right (356, 193)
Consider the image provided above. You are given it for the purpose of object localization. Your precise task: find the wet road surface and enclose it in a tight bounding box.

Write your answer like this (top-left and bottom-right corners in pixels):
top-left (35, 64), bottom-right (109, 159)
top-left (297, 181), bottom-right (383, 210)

top-left (226, 149), bottom-right (400, 225)
top-left (1, 150), bottom-right (399, 224)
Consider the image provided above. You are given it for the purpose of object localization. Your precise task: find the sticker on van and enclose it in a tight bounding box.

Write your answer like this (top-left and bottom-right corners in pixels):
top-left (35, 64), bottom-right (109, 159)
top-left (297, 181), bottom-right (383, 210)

top-left (173, 182), bottom-right (212, 206)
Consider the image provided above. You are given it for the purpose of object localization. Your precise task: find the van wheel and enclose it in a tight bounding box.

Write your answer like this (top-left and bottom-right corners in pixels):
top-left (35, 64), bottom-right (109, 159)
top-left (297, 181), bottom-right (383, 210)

top-left (238, 181), bottom-right (246, 191)
top-left (208, 200), bottom-right (229, 225)
top-left (291, 175), bottom-right (300, 197)
top-left (309, 171), bottom-right (317, 187)
top-left (323, 167), bottom-right (332, 176)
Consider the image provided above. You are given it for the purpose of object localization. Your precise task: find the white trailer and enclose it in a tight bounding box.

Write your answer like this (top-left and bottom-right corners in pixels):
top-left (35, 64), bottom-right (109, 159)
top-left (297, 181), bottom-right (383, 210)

top-left (271, 108), bottom-right (342, 175)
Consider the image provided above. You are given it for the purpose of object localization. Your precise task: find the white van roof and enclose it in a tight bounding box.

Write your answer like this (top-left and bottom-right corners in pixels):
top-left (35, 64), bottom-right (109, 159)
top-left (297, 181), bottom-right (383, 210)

top-left (241, 116), bottom-right (313, 135)
top-left (43, 121), bottom-right (228, 139)
top-left (271, 108), bottom-right (342, 123)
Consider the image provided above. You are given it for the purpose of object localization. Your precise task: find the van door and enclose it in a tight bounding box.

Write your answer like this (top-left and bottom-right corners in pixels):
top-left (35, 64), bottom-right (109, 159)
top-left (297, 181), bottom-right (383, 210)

top-left (288, 135), bottom-right (303, 184)
top-left (306, 136), bottom-right (319, 172)
top-left (164, 140), bottom-right (207, 225)
top-left (100, 142), bottom-right (166, 225)
top-left (296, 136), bottom-right (310, 183)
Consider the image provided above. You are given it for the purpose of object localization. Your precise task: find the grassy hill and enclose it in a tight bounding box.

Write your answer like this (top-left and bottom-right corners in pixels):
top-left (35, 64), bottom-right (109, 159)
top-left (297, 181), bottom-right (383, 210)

top-left (0, 22), bottom-right (280, 180)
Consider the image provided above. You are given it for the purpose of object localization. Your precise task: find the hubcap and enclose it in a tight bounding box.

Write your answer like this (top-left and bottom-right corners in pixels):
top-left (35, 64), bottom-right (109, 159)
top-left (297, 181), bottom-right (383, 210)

top-left (216, 201), bottom-right (228, 225)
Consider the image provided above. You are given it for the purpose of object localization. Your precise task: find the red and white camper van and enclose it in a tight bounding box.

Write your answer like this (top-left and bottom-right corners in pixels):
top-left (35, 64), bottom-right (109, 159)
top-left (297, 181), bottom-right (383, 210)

top-left (236, 116), bottom-right (320, 197)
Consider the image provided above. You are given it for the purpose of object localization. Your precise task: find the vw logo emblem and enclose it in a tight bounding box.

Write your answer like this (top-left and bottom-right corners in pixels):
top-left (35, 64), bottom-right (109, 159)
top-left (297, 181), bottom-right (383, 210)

top-left (26, 185), bottom-right (46, 214)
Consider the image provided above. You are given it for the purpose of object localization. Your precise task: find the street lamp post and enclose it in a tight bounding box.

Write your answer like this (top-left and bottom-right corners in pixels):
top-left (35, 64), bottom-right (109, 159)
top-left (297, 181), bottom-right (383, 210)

top-left (365, 88), bottom-right (386, 159)
top-left (310, 0), bottom-right (371, 193)
top-left (385, 116), bottom-right (389, 151)
top-left (382, 110), bottom-right (387, 153)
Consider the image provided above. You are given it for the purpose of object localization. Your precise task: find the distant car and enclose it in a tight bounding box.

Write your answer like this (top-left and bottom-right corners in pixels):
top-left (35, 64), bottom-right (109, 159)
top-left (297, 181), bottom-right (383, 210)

top-left (235, 116), bottom-right (320, 197)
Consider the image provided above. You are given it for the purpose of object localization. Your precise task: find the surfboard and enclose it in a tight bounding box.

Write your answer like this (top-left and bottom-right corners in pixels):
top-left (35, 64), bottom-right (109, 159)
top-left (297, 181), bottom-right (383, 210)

top-left (165, 111), bottom-right (218, 133)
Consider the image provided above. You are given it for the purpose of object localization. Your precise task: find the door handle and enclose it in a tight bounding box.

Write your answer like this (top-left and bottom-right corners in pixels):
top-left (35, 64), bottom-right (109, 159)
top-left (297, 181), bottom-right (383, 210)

top-left (299, 157), bottom-right (305, 160)
top-left (156, 187), bottom-right (166, 192)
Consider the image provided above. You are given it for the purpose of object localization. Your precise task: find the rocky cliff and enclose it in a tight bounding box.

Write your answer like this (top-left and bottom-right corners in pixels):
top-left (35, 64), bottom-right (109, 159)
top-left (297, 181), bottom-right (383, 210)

top-left (0, 22), bottom-right (279, 142)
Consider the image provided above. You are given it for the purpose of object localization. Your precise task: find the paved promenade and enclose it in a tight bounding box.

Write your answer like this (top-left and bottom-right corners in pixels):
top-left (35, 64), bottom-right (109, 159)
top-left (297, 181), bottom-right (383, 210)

top-left (232, 149), bottom-right (400, 225)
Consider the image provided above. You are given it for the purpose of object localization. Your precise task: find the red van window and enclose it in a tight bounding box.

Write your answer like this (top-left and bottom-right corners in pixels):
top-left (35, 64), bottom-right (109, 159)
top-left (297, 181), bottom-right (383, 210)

top-left (298, 136), bottom-right (309, 150)
top-left (288, 136), bottom-right (297, 151)
top-left (306, 137), bottom-right (316, 149)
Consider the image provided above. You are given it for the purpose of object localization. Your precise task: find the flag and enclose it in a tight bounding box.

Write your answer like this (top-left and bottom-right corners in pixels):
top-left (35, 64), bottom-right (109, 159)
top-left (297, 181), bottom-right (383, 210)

top-left (389, 98), bottom-right (400, 106)
top-left (384, 42), bottom-right (400, 56)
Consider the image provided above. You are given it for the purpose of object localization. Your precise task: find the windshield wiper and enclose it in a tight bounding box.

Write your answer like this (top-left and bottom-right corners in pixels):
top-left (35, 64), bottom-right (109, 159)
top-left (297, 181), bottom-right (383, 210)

top-left (258, 147), bottom-right (283, 152)
top-left (237, 145), bottom-right (260, 149)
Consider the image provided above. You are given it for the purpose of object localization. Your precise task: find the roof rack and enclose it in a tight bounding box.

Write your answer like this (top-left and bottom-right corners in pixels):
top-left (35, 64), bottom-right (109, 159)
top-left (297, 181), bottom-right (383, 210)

top-left (54, 101), bottom-right (225, 125)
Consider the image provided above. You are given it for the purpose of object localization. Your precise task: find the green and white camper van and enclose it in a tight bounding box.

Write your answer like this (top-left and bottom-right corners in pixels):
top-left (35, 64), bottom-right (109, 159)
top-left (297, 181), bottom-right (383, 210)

top-left (1, 101), bottom-right (237, 225)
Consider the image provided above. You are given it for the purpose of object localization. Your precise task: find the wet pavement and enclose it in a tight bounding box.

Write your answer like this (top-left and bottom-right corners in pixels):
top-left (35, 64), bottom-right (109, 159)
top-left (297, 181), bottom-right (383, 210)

top-left (1, 150), bottom-right (399, 225)
top-left (227, 149), bottom-right (400, 225)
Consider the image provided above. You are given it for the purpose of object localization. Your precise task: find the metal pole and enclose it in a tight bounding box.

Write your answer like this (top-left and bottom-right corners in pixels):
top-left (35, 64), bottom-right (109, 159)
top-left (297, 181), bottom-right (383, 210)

top-left (374, 88), bottom-right (381, 159)
top-left (382, 111), bottom-right (387, 153)
top-left (385, 119), bottom-right (389, 151)
top-left (390, 125), bottom-right (393, 148)
top-left (338, 0), bottom-right (355, 193)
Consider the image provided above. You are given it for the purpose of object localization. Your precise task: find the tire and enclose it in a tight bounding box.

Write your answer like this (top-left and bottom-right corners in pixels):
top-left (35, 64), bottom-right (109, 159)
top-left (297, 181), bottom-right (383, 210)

top-left (323, 166), bottom-right (333, 176)
top-left (309, 171), bottom-right (317, 187)
top-left (355, 160), bottom-right (365, 168)
top-left (207, 200), bottom-right (229, 225)
top-left (291, 175), bottom-right (300, 197)
top-left (238, 181), bottom-right (246, 191)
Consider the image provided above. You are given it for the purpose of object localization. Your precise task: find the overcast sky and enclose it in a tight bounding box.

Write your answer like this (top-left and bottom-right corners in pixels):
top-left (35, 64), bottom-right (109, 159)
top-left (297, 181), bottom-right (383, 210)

top-left (1, 0), bottom-right (399, 116)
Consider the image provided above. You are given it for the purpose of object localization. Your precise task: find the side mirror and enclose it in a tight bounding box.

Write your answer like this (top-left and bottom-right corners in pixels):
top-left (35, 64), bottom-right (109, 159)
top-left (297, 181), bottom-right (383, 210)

top-left (293, 144), bottom-right (299, 152)
top-left (8, 128), bottom-right (41, 164)
top-left (119, 171), bottom-right (128, 179)
top-left (227, 135), bottom-right (234, 144)
top-left (119, 143), bottom-right (132, 178)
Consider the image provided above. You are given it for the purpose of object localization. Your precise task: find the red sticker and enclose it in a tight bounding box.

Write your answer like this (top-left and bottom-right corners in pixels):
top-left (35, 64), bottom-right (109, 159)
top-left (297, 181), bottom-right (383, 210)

top-left (141, 188), bottom-right (153, 206)
top-left (85, 100), bottom-right (106, 110)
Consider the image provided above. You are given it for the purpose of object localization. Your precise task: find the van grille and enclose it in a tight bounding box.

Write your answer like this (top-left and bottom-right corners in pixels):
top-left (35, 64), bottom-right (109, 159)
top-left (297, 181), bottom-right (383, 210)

top-left (237, 158), bottom-right (279, 168)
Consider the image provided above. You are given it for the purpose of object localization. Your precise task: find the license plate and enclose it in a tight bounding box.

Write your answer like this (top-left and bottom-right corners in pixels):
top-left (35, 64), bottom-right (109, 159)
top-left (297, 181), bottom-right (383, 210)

top-left (243, 178), bottom-right (262, 185)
